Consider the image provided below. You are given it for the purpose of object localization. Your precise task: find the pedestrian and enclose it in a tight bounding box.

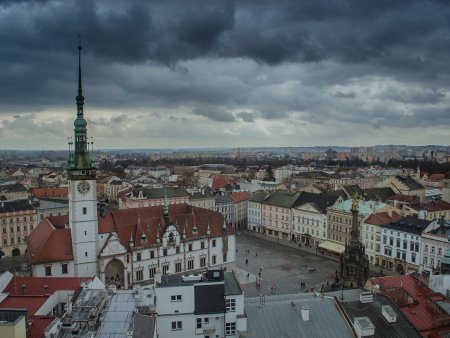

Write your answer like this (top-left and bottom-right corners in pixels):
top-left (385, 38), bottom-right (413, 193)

top-left (247, 273), bottom-right (250, 279)
top-left (255, 252), bottom-right (258, 257)
top-left (245, 259), bottom-right (248, 265)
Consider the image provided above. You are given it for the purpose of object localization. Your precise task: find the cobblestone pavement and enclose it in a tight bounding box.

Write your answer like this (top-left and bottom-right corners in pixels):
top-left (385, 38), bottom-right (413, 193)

top-left (235, 233), bottom-right (340, 297)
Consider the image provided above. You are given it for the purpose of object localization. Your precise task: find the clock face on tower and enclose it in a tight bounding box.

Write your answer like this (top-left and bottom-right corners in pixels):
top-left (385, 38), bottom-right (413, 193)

top-left (77, 181), bottom-right (91, 195)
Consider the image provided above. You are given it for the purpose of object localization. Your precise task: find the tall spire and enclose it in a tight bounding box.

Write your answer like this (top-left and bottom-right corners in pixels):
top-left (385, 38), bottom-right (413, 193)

top-left (68, 36), bottom-right (96, 178)
top-left (77, 35), bottom-right (84, 116)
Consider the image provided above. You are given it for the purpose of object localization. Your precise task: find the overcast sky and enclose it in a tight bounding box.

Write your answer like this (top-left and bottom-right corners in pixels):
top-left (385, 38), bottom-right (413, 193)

top-left (1, 0), bottom-right (449, 150)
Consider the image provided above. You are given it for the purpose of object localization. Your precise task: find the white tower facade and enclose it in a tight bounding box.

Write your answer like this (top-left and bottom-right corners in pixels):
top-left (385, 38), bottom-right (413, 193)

top-left (67, 43), bottom-right (99, 277)
top-left (69, 178), bottom-right (98, 276)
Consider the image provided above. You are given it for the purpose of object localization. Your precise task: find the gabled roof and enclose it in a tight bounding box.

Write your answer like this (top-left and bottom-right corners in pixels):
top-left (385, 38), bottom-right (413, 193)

top-left (0, 199), bottom-right (34, 213)
top-left (294, 191), bottom-right (339, 213)
top-left (230, 191), bottom-right (251, 203)
top-left (0, 183), bottom-right (27, 193)
top-left (27, 217), bottom-right (73, 264)
top-left (342, 185), bottom-right (364, 198)
top-left (380, 215), bottom-right (432, 235)
top-left (249, 191), bottom-right (269, 203)
top-left (262, 190), bottom-right (302, 208)
top-left (416, 200), bottom-right (450, 212)
top-left (212, 175), bottom-right (235, 191)
top-left (215, 194), bottom-right (233, 205)
top-left (28, 204), bottom-right (232, 264)
top-left (32, 187), bottom-right (68, 198)
top-left (362, 187), bottom-right (396, 202)
top-left (3, 276), bottom-right (92, 296)
top-left (395, 175), bottom-right (425, 190)
top-left (364, 211), bottom-right (402, 226)
top-left (131, 186), bottom-right (188, 199)
top-left (386, 194), bottom-right (419, 203)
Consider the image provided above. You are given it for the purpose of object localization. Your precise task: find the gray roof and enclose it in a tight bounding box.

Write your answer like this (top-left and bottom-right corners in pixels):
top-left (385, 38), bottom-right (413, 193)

top-left (132, 186), bottom-right (188, 199)
top-left (262, 190), bottom-right (302, 208)
top-left (381, 215), bottom-right (432, 235)
top-left (97, 292), bottom-right (137, 338)
top-left (33, 198), bottom-right (68, 210)
top-left (215, 194), bottom-right (233, 205)
top-left (132, 313), bottom-right (155, 338)
top-left (294, 192), bottom-right (339, 213)
top-left (395, 175), bottom-right (425, 190)
top-left (339, 294), bottom-right (422, 338)
top-left (224, 271), bottom-right (243, 296)
top-left (0, 199), bottom-right (34, 213)
top-left (0, 183), bottom-right (27, 193)
top-left (249, 191), bottom-right (269, 203)
top-left (242, 293), bottom-right (354, 338)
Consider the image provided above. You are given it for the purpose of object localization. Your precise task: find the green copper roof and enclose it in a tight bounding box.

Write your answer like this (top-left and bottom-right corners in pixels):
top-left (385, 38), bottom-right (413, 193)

top-left (442, 249), bottom-right (450, 266)
top-left (332, 199), bottom-right (386, 214)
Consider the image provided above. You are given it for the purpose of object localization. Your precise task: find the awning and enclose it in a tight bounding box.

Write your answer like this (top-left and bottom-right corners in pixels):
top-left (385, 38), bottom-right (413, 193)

top-left (318, 241), bottom-right (345, 254)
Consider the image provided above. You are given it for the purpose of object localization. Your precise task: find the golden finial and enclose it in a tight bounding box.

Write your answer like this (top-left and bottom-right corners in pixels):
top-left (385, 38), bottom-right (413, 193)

top-left (351, 193), bottom-right (359, 212)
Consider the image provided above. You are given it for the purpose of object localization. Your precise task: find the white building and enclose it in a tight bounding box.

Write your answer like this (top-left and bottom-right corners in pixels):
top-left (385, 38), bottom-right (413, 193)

top-left (155, 270), bottom-right (247, 338)
top-left (379, 215), bottom-right (432, 273)
top-left (420, 218), bottom-right (450, 274)
top-left (362, 211), bottom-right (401, 266)
top-left (291, 192), bottom-right (339, 246)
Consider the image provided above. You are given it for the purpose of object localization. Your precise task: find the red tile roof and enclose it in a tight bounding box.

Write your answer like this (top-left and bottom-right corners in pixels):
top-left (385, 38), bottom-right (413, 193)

top-left (364, 211), bottom-right (401, 226)
top-left (27, 218), bottom-right (73, 264)
top-left (32, 187), bottom-right (68, 198)
top-left (3, 276), bottom-right (92, 296)
top-left (367, 274), bottom-right (450, 335)
top-left (230, 191), bottom-right (251, 203)
top-left (386, 194), bottom-right (420, 203)
top-left (110, 204), bottom-right (233, 250)
top-left (28, 204), bottom-right (233, 264)
top-left (418, 200), bottom-right (450, 212)
top-left (28, 316), bottom-right (55, 338)
top-left (0, 295), bottom-right (47, 317)
top-left (212, 175), bottom-right (235, 190)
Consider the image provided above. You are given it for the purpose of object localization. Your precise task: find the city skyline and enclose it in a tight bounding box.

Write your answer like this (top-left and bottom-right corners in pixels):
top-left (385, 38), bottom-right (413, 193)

top-left (1, 1), bottom-right (450, 150)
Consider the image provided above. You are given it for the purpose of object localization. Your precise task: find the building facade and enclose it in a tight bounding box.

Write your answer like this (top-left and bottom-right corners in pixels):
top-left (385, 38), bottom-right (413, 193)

top-left (155, 270), bottom-right (247, 338)
top-left (0, 200), bottom-right (36, 257)
top-left (261, 191), bottom-right (302, 239)
top-left (379, 215), bottom-right (432, 273)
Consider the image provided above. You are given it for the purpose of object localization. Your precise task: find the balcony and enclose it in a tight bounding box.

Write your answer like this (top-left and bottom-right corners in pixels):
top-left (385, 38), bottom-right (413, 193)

top-left (203, 324), bottom-right (216, 334)
top-left (195, 324), bottom-right (215, 335)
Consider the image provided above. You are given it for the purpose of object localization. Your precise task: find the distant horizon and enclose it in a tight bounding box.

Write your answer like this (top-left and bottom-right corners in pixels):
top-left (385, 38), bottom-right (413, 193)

top-left (3, 144), bottom-right (449, 153)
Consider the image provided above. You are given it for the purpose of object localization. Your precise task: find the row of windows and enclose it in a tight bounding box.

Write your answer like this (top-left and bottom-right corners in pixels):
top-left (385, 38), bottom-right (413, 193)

top-left (1, 216), bottom-right (35, 224)
top-left (3, 236), bottom-right (27, 245)
top-left (134, 254), bottom-right (227, 281)
top-left (45, 263), bottom-right (68, 276)
top-left (134, 240), bottom-right (217, 261)
top-left (292, 216), bottom-right (324, 227)
top-left (382, 236), bottom-right (420, 252)
top-left (424, 245), bottom-right (442, 255)
top-left (1, 225), bottom-right (33, 233)
top-left (171, 319), bottom-right (236, 335)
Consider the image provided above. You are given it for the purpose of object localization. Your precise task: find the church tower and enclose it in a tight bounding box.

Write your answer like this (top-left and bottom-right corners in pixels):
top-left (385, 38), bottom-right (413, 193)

top-left (340, 194), bottom-right (370, 288)
top-left (67, 42), bottom-right (98, 277)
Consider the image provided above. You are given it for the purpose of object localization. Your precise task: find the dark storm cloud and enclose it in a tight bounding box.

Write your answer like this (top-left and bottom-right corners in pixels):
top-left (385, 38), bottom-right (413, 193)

top-left (1, 0), bottom-right (450, 141)
top-left (192, 107), bottom-right (235, 122)
top-left (236, 111), bottom-right (254, 122)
